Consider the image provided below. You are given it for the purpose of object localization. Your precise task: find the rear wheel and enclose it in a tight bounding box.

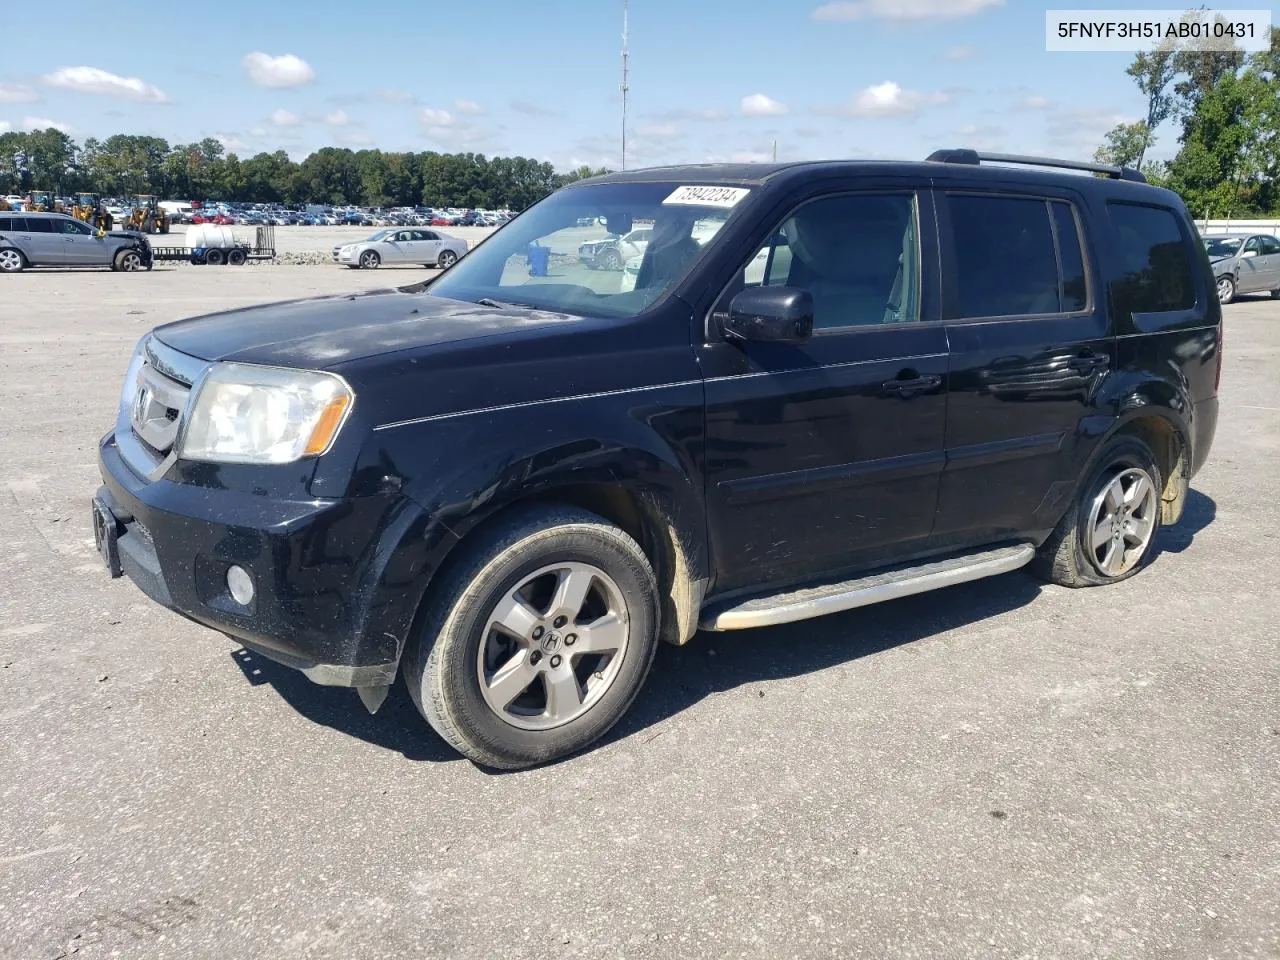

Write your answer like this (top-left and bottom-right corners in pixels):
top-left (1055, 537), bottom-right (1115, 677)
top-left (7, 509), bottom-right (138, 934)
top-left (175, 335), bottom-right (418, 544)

top-left (1270, 288), bottom-right (1279, 299)
top-left (1216, 275), bottom-right (1236, 304)
top-left (1033, 435), bottom-right (1163, 588)
top-left (360, 250), bottom-right (380, 269)
top-left (437, 249), bottom-right (458, 269)
top-left (404, 506), bottom-right (660, 769)
top-left (112, 249), bottom-right (144, 272)
top-left (601, 248), bottom-right (622, 271)
top-left (0, 247), bottom-right (25, 273)
top-left (227, 248), bottom-right (247, 266)
top-left (205, 248), bottom-right (226, 266)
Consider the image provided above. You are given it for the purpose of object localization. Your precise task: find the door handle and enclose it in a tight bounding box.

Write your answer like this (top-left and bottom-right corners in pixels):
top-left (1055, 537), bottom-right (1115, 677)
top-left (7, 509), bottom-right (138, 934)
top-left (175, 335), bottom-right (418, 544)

top-left (1066, 351), bottom-right (1109, 373)
top-left (881, 374), bottom-right (942, 398)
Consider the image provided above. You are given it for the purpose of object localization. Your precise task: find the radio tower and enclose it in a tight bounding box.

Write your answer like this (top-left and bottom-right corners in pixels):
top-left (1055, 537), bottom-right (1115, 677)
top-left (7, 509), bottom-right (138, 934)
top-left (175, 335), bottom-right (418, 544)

top-left (621, 0), bottom-right (630, 170)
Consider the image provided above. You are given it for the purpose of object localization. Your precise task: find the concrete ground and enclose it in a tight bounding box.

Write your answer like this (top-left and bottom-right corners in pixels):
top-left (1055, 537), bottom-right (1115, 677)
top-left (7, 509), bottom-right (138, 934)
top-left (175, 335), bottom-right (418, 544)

top-left (0, 266), bottom-right (1277, 960)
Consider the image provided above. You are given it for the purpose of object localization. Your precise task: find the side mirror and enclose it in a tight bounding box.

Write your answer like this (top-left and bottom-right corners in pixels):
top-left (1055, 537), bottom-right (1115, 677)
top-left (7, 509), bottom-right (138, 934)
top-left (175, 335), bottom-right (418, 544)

top-left (1241, 249), bottom-right (1258, 258)
top-left (722, 286), bottom-right (814, 344)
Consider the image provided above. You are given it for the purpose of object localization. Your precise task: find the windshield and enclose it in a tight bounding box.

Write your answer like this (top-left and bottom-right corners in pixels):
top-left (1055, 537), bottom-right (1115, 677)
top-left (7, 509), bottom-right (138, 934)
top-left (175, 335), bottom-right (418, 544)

top-left (368, 230), bottom-right (393, 242)
top-left (427, 181), bottom-right (752, 317)
top-left (1203, 237), bottom-right (1243, 257)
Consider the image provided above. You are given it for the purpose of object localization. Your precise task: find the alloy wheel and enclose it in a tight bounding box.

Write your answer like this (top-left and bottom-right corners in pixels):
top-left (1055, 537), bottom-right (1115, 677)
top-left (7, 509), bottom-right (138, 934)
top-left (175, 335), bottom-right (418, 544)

top-left (1084, 467), bottom-right (1159, 577)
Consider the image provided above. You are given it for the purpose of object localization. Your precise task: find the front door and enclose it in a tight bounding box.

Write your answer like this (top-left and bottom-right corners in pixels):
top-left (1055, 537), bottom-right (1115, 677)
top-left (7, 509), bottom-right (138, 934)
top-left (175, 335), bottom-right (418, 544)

top-left (55, 216), bottom-right (99, 264)
top-left (700, 187), bottom-right (948, 594)
top-left (932, 188), bottom-right (1112, 546)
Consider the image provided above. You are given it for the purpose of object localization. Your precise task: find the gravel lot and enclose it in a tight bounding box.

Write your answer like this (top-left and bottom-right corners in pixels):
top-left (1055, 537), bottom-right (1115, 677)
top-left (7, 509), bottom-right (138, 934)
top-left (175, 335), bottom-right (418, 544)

top-left (1, 266), bottom-right (1277, 960)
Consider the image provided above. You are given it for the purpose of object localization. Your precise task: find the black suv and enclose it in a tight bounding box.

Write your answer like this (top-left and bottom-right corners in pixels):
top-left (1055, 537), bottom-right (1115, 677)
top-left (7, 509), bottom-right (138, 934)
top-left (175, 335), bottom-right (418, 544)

top-left (94, 151), bottom-right (1221, 768)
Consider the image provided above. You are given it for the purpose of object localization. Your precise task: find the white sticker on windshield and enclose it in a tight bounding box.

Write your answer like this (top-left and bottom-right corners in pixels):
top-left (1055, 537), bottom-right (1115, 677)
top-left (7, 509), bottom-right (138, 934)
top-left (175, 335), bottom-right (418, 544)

top-left (662, 185), bottom-right (750, 209)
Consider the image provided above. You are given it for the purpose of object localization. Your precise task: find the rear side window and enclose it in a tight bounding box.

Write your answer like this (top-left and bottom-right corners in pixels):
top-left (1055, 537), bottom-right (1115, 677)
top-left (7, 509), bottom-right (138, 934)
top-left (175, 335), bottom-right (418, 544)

top-left (0, 216), bottom-right (11, 231)
top-left (948, 195), bottom-right (1086, 318)
top-left (26, 217), bottom-right (54, 233)
top-left (1258, 236), bottom-right (1280, 255)
top-left (1107, 203), bottom-right (1195, 314)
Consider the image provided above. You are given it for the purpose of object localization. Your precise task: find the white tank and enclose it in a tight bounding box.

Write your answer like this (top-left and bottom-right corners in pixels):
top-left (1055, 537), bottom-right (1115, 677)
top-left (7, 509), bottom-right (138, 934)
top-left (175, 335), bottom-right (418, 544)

top-left (184, 224), bottom-right (238, 249)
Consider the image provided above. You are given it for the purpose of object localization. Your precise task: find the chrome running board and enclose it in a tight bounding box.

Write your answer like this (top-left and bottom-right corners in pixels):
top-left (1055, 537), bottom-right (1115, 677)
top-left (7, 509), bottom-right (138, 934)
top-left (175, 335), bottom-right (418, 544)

top-left (700, 543), bottom-right (1036, 631)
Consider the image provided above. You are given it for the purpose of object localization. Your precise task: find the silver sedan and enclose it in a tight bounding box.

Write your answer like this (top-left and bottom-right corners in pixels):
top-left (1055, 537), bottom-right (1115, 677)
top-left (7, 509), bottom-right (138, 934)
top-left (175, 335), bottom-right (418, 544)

top-left (1202, 232), bottom-right (1280, 304)
top-left (333, 228), bottom-right (468, 269)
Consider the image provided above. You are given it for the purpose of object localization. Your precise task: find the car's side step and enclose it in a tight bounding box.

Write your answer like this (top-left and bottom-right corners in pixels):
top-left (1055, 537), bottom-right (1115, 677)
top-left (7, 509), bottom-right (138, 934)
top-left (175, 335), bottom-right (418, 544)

top-left (700, 543), bottom-right (1036, 631)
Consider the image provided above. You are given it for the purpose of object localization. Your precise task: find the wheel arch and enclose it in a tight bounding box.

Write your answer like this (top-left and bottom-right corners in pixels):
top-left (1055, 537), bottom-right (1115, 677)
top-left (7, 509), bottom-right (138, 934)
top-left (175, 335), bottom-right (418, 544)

top-left (1109, 407), bottom-right (1190, 525)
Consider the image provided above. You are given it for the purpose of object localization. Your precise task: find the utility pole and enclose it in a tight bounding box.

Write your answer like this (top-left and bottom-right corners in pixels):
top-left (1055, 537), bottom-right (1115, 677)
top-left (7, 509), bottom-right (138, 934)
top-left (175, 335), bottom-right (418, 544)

top-left (621, 0), bottom-right (630, 171)
top-left (772, 139), bottom-right (777, 162)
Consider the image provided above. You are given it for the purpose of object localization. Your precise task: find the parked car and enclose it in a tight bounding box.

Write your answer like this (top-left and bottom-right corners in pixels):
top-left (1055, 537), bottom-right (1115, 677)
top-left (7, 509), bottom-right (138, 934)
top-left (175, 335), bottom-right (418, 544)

top-left (333, 228), bottom-right (468, 269)
top-left (579, 226), bottom-right (652, 270)
top-left (0, 211), bottom-right (152, 272)
top-left (1201, 232), bottom-right (1280, 304)
top-left (94, 150), bottom-right (1220, 769)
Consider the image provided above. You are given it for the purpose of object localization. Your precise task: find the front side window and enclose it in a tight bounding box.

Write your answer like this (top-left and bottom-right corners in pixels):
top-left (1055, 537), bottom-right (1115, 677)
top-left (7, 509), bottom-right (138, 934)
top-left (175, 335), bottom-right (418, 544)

top-left (1107, 202), bottom-right (1195, 315)
top-left (428, 181), bottom-right (747, 318)
top-left (58, 218), bottom-right (92, 235)
top-left (1244, 236), bottom-right (1262, 254)
top-left (728, 193), bottom-right (921, 329)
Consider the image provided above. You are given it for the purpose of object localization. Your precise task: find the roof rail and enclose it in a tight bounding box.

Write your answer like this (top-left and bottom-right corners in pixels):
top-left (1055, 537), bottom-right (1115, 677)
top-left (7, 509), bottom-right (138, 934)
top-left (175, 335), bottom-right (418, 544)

top-left (926, 148), bottom-right (1148, 184)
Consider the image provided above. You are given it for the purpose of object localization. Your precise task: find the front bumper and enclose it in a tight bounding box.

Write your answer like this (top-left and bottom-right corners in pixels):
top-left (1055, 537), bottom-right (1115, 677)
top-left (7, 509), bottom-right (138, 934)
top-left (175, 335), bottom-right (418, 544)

top-left (96, 433), bottom-right (438, 688)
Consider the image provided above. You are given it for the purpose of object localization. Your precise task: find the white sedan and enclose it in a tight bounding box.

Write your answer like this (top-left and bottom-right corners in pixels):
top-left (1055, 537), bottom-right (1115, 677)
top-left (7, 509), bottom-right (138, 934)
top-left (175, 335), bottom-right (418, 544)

top-left (333, 228), bottom-right (469, 269)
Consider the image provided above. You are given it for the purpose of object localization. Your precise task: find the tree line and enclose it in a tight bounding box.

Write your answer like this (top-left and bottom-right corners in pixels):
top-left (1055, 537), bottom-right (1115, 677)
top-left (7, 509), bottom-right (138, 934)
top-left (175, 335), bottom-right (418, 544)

top-left (0, 130), bottom-right (611, 209)
top-left (1095, 25), bottom-right (1280, 217)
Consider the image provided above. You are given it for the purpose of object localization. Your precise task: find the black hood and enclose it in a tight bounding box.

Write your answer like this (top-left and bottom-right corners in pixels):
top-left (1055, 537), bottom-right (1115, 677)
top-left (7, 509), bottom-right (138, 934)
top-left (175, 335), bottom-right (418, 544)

top-left (151, 287), bottom-right (582, 368)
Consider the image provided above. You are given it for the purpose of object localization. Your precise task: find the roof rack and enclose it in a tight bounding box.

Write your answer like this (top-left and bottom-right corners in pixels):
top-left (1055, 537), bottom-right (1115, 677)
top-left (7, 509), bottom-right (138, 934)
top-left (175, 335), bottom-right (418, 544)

top-left (926, 148), bottom-right (1148, 184)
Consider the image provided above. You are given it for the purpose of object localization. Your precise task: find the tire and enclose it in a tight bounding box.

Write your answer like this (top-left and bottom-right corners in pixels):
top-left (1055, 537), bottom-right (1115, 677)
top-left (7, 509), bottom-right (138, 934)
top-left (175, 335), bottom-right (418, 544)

top-left (346, 264), bottom-right (361, 270)
top-left (437, 249), bottom-right (458, 269)
top-left (0, 247), bottom-right (25, 273)
top-left (601, 248), bottom-right (622, 271)
top-left (227, 248), bottom-right (247, 266)
top-left (1216, 275), bottom-right (1236, 304)
top-left (360, 250), bottom-right (380, 269)
top-left (404, 506), bottom-right (660, 769)
top-left (1270, 288), bottom-right (1279, 299)
top-left (112, 249), bottom-right (144, 272)
top-left (205, 248), bottom-right (226, 266)
top-left (1033, 435), bottom-right (1163, 588)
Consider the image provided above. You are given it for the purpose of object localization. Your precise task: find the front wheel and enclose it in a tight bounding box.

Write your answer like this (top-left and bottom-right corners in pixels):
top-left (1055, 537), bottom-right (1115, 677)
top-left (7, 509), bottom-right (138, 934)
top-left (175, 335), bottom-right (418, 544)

top-left (1216, 275), bottom-right (1236, 304)
top-left (113, 249), bottom-right (144, 272)
top-left (437, 249), bottom-right (458, 269)
top-left (205, 248), bottom-right (226, 266)
top-left (600, 249), bottom-right (622, 271)
top-left (1033, 435), bottom-right (1163, 588)
top-left (360, 250), bottom-right (380, 269)
top-left (404, 506), bottom-right (660, 769)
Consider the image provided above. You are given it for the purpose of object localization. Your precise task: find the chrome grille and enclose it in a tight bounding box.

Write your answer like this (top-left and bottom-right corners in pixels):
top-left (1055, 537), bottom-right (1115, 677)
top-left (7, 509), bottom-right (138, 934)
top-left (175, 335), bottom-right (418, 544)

top-left (130, 362), bottom-right (189, 454)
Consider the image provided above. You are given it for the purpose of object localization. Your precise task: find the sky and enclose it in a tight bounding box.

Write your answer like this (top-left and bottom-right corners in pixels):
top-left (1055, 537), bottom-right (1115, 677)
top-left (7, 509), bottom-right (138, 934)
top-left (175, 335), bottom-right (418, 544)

top-left (0, 0), bottom-right (1224, 170)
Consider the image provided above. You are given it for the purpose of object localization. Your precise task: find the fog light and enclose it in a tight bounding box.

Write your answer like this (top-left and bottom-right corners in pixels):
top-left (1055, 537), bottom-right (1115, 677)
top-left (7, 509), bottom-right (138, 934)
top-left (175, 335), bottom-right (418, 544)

top-left (226, 565), bottom-right (254, 606)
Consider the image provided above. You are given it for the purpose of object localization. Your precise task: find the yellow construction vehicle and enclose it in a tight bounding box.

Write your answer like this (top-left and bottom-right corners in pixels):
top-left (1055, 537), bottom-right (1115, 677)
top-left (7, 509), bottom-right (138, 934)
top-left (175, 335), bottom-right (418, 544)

top-left (125, 195), bottom-right (170, 234)
top-left (70, 193), bottom-right (114, 231)
top-left (25, 191), bottom-right (54, 212)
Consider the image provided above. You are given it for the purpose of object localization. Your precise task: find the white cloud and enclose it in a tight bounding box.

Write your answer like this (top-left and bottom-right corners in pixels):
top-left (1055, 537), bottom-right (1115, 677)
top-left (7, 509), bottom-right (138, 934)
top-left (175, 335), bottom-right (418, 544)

top-left (22, 116), bottom-right (71, 132)
top-left (635, 123), bottom-right (682, 140)
top-left (824, 81), bottom-right (949, 117)
top-left (271, 108), bottom-right (301, 127)
top-left (1018, 95), bottom-right (1053, 110)
top-left (377, 89), bottom-right (416, 103)
top-left (42, 65), bottom-right (168, 102)
top-left (813, 0), bottom-right (1002, 21)
top-left (249, 126), bottom-right (268, 137)
top-left (946, 44), bottom-right (978, 60)
top-left (741, 93), bottom-right (789, 117)
top-left (0, 82), bottom-right (38, 103)
top-left (419, 107), bottom-right (454, 127)
top-left (454, 99), bottom-right (483, 115)
top-left (325, 109), bottom-right (349, 126)
top-left (242, 52), bottom-right (315, 88)
top-left (0, 121), bottom-right (9, 133)
top-left (215, 133), bottom-right (250, 152)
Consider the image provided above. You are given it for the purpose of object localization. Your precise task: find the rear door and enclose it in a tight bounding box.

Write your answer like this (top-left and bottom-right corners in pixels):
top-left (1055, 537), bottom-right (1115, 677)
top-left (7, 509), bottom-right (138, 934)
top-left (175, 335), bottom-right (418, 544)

top-left (933, 187), bottom-right (1111, 547)
top-left (1255, 235), bottom-right (1280, 290)
top-left (699, 183), bottom-right (948, 593)
top-left (416, 229), bottom-right (442, 262)
top-left (19, 216), bottom-right (60, 264)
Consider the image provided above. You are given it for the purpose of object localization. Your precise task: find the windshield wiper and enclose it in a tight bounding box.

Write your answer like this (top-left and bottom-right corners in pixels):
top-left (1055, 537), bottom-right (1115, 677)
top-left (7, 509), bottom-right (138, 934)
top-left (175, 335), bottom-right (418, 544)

top-left (474, 297), bottom-right (536, 310)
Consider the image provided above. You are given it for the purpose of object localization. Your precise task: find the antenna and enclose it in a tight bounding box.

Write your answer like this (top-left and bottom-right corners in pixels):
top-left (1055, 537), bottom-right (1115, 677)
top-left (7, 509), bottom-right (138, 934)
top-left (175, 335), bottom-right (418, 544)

top-left (621, 0), bottom-right (629, 171)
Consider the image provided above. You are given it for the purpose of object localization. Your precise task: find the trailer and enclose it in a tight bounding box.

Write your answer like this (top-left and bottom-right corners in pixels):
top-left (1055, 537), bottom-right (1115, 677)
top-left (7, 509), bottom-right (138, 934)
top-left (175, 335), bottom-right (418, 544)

top-left (150, 224), bottom-right (277, 265)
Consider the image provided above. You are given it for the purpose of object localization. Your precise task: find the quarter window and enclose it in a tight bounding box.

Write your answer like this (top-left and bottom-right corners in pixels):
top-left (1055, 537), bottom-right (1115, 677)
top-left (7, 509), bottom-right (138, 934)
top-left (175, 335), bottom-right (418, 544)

top-left (0, 216), bottom-right (11, 231)
top-left (1106, 203), bottom-right (1195, 315)
top-left (731, 193), bottom-right (921, 329)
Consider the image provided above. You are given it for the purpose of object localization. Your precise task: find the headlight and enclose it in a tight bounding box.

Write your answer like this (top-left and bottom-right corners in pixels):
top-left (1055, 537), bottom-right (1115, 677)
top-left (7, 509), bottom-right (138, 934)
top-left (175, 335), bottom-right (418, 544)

top-left (179, 363), bottom-right (354, 464)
